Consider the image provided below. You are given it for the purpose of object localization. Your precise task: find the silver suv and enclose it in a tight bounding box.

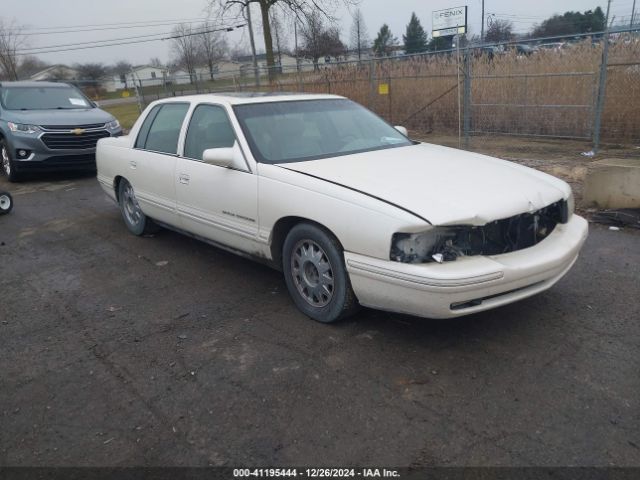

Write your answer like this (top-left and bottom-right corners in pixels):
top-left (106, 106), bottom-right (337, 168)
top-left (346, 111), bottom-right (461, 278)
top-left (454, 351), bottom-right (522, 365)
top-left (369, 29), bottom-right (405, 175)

top-left (0, 81), bottom-right (123, 182)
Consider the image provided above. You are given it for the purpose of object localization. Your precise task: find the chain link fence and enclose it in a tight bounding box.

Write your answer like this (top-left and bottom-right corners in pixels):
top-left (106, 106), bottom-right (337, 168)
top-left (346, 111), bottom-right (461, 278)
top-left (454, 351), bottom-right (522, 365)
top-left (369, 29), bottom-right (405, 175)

top-left (76, 28), bottom-right (640, 150)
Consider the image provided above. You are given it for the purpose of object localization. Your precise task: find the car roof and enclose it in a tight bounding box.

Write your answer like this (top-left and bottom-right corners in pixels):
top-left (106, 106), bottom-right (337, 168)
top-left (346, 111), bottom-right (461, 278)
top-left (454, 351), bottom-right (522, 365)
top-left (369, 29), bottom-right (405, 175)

top-left (0, 81), bottom-right (72, 88)
top-left (151, 92), bottom-right (345, 106)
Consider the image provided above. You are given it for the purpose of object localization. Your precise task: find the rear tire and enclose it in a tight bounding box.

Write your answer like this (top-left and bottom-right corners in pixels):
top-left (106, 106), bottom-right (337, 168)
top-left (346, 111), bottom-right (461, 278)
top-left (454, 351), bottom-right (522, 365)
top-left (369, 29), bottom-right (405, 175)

top-left (117, 178), bottom-right (159, 236)
top-left (1, 140), bottom-right (20, 183)
top-left (283, 223), bottom-right (360, 323)
top-left (0, 191), bottom-right (13, 215)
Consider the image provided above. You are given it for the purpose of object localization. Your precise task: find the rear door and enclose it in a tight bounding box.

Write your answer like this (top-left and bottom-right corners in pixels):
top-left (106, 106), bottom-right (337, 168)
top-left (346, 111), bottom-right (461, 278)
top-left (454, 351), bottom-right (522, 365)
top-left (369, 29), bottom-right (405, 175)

top-left (175, 103), bottom-right (258, 252)
top-left (132, 102), bottom-right (189, 227)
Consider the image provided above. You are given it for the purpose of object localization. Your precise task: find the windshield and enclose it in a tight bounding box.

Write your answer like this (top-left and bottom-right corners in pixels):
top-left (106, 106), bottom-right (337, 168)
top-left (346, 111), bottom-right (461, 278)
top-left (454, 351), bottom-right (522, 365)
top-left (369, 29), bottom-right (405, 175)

top-left (0, 86), bottom-right (93, 110)
top-left (233, 99), bottom-right (412, 164)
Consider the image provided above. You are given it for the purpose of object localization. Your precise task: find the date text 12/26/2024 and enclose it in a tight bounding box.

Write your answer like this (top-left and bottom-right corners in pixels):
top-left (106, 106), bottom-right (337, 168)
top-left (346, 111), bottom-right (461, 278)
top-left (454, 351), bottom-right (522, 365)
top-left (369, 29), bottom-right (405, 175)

top-left (233, 469), bottom-right (400, 478)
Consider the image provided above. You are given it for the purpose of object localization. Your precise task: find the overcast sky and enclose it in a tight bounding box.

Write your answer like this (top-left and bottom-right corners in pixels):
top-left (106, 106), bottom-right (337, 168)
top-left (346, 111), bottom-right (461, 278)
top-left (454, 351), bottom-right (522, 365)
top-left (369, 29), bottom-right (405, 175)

top-left (4, 0), bottom-right (628, 67)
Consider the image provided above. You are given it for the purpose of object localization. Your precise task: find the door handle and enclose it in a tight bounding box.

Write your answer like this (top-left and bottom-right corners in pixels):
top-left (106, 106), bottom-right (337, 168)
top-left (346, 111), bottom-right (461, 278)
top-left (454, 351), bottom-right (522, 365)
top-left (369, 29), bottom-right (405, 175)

top-left (179, 174), bottom-right (190, 185)
top-left (129, 160), bottom-right (137, 169)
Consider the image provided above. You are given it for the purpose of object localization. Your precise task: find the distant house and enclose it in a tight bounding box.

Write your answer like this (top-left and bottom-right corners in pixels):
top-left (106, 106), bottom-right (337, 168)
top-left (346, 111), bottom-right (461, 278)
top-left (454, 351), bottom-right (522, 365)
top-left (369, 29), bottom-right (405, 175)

top-left (170, 61), bottom-right (244, 85)
top-left (236, 53), bottom-right (312, 75)
top-left (104, 65), bottom-right (169, 92)
top-left (29, 65), bottom-right (80, 82)
top-left (170, 69), bottom-right (192, 85)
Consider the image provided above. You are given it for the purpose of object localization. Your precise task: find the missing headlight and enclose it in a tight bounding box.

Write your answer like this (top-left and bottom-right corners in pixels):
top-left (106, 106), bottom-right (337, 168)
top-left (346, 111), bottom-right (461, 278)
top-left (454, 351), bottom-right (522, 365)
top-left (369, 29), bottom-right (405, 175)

top-left (390, 199), bottom-right (568, 264)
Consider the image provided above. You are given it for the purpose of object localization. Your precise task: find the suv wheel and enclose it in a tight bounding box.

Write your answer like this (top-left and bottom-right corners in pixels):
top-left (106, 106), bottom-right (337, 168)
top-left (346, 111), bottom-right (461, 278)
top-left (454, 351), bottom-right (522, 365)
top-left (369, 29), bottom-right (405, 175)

top-left (1, 140), bottom-right (20, 183)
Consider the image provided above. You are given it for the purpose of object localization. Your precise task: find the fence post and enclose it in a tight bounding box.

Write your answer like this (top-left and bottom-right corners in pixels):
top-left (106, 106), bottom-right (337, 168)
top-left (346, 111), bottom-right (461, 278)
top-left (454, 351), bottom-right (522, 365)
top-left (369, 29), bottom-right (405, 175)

top-left (593, 34), bottom-right (610, 152)
top-left (388, 74), bottom-right (392, 123)
top-left (463, 48), bottom-right (472, 149)
top-left (368, 59), bottom-right (376, 109)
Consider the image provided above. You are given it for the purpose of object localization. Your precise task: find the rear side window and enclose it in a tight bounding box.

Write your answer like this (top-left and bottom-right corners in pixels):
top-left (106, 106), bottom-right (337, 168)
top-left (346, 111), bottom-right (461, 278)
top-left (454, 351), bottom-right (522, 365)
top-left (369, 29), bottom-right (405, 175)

top-left (134, 105), bottom-right (161, 149)
top-left (184, 105), bottom-right (236, 160)
top-left (135, 103), bottom-right (189, 155)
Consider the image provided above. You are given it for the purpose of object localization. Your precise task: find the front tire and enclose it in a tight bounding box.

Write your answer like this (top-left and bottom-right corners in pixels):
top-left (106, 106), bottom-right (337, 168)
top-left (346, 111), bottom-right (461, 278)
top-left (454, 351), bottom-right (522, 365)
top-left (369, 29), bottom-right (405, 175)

top-left (283, 223), bottom-right (359, 323)
top-left (0, 191), bottom-right (13, 215)
top-left (1, 140), bottom-right (20, 183)
top-left (117, 179), bottom-right (159, 236)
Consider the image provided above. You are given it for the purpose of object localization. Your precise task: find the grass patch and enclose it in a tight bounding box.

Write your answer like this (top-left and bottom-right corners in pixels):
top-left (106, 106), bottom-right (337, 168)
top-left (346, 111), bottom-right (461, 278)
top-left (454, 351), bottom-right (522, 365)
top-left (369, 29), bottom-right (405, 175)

top-left (103, 103), bottom-right (141, 131)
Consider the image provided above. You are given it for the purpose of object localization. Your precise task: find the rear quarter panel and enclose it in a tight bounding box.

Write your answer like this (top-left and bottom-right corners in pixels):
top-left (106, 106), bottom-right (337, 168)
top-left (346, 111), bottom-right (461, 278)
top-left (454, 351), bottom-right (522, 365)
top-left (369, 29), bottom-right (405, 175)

top-left (96, 136), bottom-right (134, 201)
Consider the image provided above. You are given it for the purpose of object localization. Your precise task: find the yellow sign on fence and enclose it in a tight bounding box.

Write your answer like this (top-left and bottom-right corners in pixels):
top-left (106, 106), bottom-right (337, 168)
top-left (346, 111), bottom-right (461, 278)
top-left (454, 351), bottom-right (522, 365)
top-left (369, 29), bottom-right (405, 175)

top-left (378, 83), bottom-right (389, 95)
top-left (122, 90), bottom-right (131, 98)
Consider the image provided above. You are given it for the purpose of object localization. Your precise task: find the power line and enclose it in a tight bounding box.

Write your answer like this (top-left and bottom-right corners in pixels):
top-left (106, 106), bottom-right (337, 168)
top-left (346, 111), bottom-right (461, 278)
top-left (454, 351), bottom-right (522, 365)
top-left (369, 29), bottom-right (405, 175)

top-left (10, 16), bottom-right (244, 37)
top-left (14, 17), bottom-right (214, 32)
top-left (15, 21), bottom-right (214, 37)
top-left (17, 23), bottom-right (237, 53)
top-left (16, 24), bottom-right (246, 56)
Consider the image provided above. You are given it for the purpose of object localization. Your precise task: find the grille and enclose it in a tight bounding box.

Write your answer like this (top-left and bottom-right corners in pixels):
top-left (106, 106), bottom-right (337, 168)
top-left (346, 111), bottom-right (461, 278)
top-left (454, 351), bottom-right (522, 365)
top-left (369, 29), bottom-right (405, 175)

top-left (41, 130), bottom-right (110, 150)
top-left (41, 123), bottom-right (106, 131)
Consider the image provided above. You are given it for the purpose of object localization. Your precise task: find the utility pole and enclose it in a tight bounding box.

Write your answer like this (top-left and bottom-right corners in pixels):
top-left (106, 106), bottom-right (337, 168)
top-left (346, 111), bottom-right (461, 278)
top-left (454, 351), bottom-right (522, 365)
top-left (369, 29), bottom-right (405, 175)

top-left (246, 2), bottom-right (260, 87)
top-left (481, 0), bottom-right (485, 42)
top-left (294, 20), bottom-right (299, 71)
top-left (631, 0), bottom-right (637, 28)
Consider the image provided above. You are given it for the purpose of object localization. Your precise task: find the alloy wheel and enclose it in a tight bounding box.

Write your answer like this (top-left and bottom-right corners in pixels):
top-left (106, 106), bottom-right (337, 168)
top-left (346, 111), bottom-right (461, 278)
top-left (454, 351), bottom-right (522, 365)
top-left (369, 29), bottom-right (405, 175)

top-left (1, 146), bottom-right (10, 177)
top-left (290, 239), bottom-right (335, 307)
top-left (122, 183), bottom-right (142, 227)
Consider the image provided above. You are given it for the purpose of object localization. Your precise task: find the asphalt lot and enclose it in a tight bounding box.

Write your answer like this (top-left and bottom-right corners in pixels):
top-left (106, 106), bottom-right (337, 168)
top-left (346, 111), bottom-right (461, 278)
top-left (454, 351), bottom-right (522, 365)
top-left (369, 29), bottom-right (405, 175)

top-left (0, 173), bottom-right (639, 467)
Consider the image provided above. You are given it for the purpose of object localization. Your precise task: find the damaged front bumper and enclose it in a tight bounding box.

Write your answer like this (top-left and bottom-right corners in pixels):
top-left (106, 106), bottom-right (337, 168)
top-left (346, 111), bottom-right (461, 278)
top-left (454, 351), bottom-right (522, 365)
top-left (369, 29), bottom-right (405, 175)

top-left (345, 214), bottom-right (589, 319)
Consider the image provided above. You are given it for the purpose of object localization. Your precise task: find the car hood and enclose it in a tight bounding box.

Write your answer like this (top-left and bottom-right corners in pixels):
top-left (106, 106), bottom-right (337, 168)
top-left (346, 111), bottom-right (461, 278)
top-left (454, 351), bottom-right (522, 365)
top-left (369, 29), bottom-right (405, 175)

top-left (278, 143), bottom-right (569, 226)
top-left (4, 108), bottom-right (115, 126)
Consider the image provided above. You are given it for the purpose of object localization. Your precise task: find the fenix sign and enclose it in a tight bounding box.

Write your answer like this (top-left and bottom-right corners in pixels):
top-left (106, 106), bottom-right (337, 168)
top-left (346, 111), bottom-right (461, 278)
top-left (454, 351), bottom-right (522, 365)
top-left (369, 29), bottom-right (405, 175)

top-left (432, 6), bottom-right (468, 37)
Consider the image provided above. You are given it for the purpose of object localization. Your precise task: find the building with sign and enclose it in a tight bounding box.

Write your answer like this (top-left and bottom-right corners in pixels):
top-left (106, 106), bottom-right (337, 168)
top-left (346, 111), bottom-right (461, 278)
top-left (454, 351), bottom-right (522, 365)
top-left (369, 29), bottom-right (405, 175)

top-left (432, 6), bottom-right (468, 37)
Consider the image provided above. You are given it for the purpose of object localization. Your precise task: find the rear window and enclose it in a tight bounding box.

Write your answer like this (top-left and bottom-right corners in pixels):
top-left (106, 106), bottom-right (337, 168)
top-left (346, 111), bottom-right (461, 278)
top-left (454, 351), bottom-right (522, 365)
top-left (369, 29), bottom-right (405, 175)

top-left (135, 103), bottom-right (189, 155)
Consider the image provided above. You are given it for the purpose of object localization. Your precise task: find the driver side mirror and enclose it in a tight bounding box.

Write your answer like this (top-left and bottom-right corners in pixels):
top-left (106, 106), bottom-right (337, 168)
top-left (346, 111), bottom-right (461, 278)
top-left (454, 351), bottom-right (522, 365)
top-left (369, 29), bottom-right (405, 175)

top-left (202, 141), bottom-right (243, 169)
top-left (394, 126), bottom-right (408, 137)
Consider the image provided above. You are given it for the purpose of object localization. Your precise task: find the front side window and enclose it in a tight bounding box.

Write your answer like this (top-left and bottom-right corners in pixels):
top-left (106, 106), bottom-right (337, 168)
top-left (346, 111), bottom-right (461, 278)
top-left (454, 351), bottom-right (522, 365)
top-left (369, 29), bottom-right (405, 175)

top-left (184, 104), bottom-right (236, 161)
top-left (136, 103), bottom-right (189, 155)
top-left (233, 99), bottom-right (412, 164)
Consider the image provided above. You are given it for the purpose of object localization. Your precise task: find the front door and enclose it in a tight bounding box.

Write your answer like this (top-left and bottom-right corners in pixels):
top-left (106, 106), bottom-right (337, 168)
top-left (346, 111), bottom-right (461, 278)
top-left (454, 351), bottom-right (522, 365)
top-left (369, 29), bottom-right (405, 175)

top-left (176, 104), bottom-right (258, 253)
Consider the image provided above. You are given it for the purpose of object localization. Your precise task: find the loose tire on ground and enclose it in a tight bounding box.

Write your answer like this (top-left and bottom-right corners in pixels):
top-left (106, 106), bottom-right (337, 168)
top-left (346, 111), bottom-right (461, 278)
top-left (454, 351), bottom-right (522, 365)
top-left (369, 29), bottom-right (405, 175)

top-left (0, 191), bottom-right (13, 215)
top-left (282, 223), bottom-right (360, 323)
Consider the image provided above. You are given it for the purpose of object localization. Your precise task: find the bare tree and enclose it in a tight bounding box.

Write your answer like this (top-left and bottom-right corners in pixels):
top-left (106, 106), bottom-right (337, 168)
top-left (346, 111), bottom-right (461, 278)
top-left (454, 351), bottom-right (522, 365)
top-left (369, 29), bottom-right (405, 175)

top-left (324, 27), bottom-right (346, 61)
top-left (212, 0), bottom-right (358, 81)
top-left (171, 23), bottom-right (202, 84)
top-left (485, 19), bottom-right (514, 43)
top-left (199, 22), bottom-right (228, 80)
top-left (113, 60), bottom-right (132, 88)
top-left (299, 13), bottom-right (346, 68)
top-left (149, 57), bottom-right (164, 68)
top-left (74, 63), bottom-right (107, 87)
top-left (0, 18), bottom-right (25, 80)
top-left (17, 56), bottom-right (48, 80)
top-left (299, 11), bottom-right (326, 70)
top-left (270, 8), bottom-right (287, 70)
top-left (350, 8), bottom-right (369, 61)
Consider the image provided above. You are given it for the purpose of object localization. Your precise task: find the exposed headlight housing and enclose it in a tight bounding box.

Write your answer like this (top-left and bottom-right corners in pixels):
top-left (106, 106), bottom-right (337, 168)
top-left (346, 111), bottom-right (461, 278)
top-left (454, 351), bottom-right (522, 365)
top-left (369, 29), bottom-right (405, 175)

top-left (390, 199), bottom-right (569, 264)
top-left (7, 122), bottom-right (41, 134)
top-left (106, 119), bottom-right (121, 130)
top-left (566, 192), bottom-right (575, 220)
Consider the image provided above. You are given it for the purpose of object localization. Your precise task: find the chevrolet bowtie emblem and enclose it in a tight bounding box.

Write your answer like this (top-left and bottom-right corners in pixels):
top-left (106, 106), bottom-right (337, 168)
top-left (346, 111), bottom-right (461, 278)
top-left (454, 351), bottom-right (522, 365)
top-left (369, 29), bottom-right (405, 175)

top-left (71, 128), bottom-right (85, 135)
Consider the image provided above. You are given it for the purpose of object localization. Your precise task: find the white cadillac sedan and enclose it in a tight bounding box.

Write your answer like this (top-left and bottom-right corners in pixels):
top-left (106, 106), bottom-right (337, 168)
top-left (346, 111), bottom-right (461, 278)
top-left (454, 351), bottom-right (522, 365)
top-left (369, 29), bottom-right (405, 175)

top-left (96, 93), bottom-right (588, 323)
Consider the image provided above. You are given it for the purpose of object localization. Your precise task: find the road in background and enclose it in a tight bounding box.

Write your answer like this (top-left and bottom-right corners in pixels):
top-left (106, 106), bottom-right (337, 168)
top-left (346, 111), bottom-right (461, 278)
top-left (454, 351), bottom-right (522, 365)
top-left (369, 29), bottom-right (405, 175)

top-left (0, 174), bottom-right (639, 466)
